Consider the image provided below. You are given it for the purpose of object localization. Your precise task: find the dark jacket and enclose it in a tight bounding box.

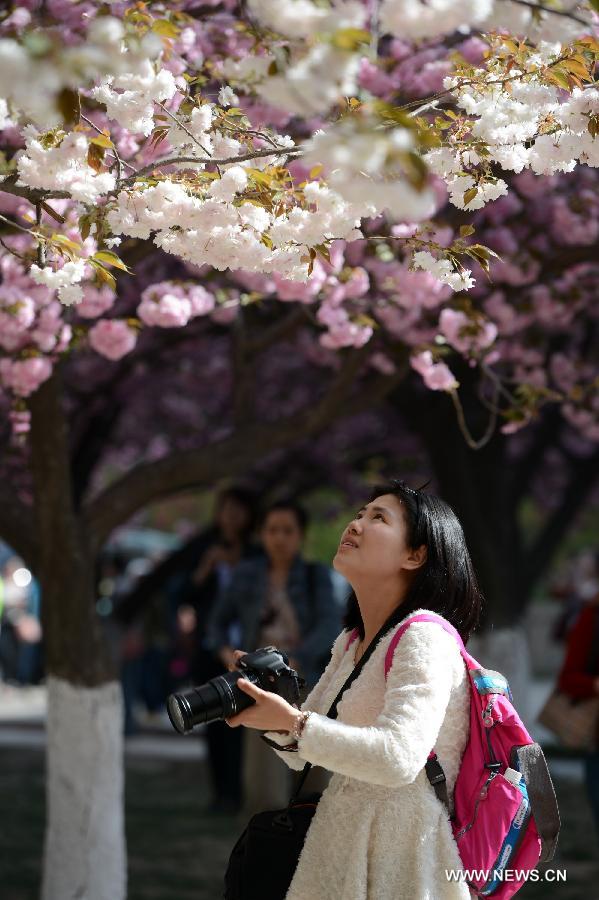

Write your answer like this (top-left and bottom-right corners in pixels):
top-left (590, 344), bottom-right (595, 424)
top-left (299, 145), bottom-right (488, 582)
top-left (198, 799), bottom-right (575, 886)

top-left (206, 554), bottom-right (342, 688)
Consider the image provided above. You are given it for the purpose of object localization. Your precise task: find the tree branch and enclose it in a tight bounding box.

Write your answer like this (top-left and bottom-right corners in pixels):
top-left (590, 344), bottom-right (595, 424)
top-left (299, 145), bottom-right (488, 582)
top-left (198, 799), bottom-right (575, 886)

top-left (84, 346), bottom-right (407, 551)
top-left (0, 175), bottom-right (70, 203)
top-left (231, 309), bottom-right (255, 429)
top-left (246, 307), bottom-right (308, 356)
top-left (0, 144), bottom-right (303, 207)
top-left (496, 0), bottom-right (592, 28)
top-left (121, 146), bottom-right (303, 184)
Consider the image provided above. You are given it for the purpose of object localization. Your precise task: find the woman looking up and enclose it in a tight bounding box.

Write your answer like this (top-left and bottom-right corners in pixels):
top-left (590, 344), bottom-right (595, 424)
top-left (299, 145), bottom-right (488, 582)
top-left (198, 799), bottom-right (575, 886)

top-left (225, 479), bottom-right (483, 899)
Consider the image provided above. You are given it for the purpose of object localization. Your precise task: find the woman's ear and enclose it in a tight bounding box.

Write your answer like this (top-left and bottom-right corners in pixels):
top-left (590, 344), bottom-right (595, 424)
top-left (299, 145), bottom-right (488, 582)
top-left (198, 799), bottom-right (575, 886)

top-left (404, 544), bottom-right (427, 571)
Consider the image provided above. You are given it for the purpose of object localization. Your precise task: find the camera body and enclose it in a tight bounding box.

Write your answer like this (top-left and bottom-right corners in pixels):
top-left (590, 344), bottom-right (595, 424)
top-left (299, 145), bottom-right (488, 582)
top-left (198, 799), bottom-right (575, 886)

top-left (167, 646), bottom-right (304, 735)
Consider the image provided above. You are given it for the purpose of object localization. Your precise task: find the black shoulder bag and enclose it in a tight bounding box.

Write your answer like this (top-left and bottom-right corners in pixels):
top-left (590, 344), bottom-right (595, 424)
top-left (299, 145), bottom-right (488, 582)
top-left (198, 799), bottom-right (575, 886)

top-left (224, 611), bottom-right (405, 900)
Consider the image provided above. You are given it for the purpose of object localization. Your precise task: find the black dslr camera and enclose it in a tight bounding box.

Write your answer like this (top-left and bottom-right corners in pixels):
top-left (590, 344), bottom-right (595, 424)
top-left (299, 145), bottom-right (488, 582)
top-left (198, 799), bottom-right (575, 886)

top-left (166, 646), bottom-right (304, 735)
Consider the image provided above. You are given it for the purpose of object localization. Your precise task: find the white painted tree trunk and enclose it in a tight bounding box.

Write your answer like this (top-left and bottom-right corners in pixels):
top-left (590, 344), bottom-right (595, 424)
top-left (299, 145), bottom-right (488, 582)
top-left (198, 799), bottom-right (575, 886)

top-left (467, 625), bottom-right (534, 730)
top-left (42, 676), bottom-right (126, 900)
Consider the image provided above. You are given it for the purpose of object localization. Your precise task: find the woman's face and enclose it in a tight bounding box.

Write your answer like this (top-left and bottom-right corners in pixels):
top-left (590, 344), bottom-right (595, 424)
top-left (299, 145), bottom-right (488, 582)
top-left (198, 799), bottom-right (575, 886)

top-left (261, 510), bottom-right (304, 565)
top-left (333, 493), bottom-right (423, 582)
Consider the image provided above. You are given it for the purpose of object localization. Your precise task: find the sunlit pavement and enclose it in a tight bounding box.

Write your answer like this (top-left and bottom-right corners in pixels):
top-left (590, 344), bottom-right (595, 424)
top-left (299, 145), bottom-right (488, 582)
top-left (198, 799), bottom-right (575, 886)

top-left (0, 682), bottom-right (207, 760)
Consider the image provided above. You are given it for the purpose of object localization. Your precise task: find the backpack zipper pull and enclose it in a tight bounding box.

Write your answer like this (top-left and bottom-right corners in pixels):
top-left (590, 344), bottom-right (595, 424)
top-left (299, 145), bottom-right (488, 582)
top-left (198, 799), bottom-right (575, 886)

top-left (482, 698), bottom-right (494, 727)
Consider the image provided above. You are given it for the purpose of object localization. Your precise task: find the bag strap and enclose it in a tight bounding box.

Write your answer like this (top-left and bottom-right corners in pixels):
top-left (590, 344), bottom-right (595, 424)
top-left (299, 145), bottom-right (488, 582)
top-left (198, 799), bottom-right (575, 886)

top-left (286, 607), bottom-right (411, 804)
top-left (382, 612), bottom-right (467, 814)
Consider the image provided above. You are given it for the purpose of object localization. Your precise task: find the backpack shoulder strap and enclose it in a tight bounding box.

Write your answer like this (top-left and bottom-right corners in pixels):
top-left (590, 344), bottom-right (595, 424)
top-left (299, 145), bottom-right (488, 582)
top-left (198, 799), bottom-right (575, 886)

top-left (384, 611), bottom-right (465, 678)
top-left (345, 628), bottom-right (359, 652)
top-left (383, 611), bottom-right (466, 815)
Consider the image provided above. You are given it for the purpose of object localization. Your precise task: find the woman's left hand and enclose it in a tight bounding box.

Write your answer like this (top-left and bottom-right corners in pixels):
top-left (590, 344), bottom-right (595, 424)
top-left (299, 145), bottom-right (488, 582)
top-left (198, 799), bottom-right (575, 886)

top-left (225, 678), bottom-right (301, 733)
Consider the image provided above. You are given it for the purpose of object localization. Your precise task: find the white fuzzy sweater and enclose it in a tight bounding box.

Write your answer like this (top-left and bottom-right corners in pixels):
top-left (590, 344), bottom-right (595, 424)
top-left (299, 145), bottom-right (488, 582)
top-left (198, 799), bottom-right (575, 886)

top-left (264, 607), bottom-right (472, 900)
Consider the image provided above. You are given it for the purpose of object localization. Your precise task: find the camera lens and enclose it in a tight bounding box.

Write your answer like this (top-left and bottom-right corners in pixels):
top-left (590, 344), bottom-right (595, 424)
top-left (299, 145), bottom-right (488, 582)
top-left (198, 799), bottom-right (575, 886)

top-left (166, 693), bottom-right (189, 735)
top-left (166, 671), bottom-right (254, 733)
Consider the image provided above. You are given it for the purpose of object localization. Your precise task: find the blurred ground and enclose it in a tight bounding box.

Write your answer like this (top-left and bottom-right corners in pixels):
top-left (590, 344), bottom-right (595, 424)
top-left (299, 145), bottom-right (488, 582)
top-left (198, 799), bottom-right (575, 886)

top-left (0, 744), bottom-right (598, 900)
top-left (1, 662), bottom-right (598, 899)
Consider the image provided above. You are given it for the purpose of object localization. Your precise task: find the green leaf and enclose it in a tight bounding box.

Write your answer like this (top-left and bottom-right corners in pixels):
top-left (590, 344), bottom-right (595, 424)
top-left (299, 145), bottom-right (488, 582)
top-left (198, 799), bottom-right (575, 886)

top-left (546, 69), bottom-right (571, 90)
top-left (90, 262), bottom-right (116, 290)
top-left (93, 250), bottom-right (131, 272)
top-left (373, 101), bottom-right (413, 129)
top-left (90, 133), bottom-right (114, 150)
top-left (51, 234), bottom-right (81, 253)
top-left (468, 243), bottom-right (500, 260)
top-left (330, 28), bottom-right (370, 51)
top-left (352, 314), bottom-right (377, 328)
top-left (247, 168), bottom-right (274, 187)
top-left (152, 19), bottom-right (180, 39)
top-left (463, 187), bottom-right (478, 206)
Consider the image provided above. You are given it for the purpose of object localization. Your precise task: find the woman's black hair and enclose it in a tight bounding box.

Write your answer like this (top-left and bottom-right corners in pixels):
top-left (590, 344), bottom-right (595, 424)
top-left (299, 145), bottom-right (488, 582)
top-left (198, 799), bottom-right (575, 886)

top-left (260, 499), bottom-right (309, 534)
top-left (343, 479), bottom-right (483, 644)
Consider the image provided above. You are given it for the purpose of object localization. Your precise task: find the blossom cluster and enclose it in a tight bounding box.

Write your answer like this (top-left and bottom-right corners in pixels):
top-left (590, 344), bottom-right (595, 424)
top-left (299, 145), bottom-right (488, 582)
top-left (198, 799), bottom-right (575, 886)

top-left (91, 60), bottom-right (177, 138)
top-left (0, 0), bottom-right (597, 446)
top-left (107, 178), bottom-right (367, 281)
top-left (17, 133), bottom-right (116, 205)
top-left (0, 17), bottom-right (163, 128)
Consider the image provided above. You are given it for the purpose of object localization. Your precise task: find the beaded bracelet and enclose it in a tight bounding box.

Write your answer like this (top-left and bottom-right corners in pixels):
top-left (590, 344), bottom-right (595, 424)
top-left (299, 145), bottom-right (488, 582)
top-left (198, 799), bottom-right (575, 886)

top-left (291, 710), bottom-right (311, 742)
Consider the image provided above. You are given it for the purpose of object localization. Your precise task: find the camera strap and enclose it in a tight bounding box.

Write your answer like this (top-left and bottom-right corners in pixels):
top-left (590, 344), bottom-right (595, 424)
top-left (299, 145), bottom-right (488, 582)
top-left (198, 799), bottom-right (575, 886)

top-left (286, 606), bottom-right (409, 804)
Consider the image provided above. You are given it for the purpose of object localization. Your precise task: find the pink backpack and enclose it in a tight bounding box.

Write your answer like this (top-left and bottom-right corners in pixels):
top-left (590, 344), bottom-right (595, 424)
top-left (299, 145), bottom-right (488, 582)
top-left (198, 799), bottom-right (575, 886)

top-left (346, 611), bottom-right (561, 898)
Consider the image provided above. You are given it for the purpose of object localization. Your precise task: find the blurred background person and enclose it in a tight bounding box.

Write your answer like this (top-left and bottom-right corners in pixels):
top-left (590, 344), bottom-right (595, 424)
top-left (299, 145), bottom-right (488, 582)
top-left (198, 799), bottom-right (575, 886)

top-left (111, 485), bottom-right (259, 811)
top-left (0, 555), bottom-right (42, 685)
top-left (551, 548), bottom-right (599, 643)
top-left (207, 499), bottom-right (342, 816)
top-left (557, 590), bottom-right (599, 842)
top-left (161, 486), bottom-right (258, 814)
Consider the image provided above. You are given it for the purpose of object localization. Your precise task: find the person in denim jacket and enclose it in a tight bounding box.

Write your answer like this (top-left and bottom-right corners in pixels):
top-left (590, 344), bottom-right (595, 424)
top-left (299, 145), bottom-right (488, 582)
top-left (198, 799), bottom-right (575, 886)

top-left (207, 499), bottom-right (342, 814)
top-left (207, 500), bottom-right (342, 691)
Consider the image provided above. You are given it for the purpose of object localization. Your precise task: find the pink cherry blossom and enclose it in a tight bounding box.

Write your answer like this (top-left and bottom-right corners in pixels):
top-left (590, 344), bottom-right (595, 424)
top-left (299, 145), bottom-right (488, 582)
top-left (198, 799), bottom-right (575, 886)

top-left (77, 285), bottom-right (117, 319)
top-left (274, 262), bottom-right (327, 302)
top-left (188, 285), bottom-right (215, 317)
top-left (410, 350), bottom-right (459, 392)
top-left (358, 57), bottom-right (396, 97)
top-left (0, 356), bottom-right (53, 397)
top-left (439, 308), bottom-right (497, 354)
top-left (138, 284), bottom-right (193, 328)
top-left (88, 319), bottom-right (137, 360)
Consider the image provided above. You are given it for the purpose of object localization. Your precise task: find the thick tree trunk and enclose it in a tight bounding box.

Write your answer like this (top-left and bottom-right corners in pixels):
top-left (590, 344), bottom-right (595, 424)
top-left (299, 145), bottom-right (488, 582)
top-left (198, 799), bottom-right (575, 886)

top-left (42, 678), bottom-right (125, 900)
top-left (29, 373), bottom-right (126, 900)
top-left (397, 381), bottom-right (523, 629)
